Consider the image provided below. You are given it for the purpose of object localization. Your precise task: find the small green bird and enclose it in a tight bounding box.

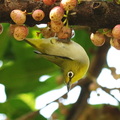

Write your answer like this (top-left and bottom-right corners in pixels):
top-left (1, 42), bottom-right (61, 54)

top-left (25, 37), bottom-right (89, 91)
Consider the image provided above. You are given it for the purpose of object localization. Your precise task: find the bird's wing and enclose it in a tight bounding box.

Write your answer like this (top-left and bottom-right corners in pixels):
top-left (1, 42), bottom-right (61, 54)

top-left (34, 50), bottom-right (72, 67)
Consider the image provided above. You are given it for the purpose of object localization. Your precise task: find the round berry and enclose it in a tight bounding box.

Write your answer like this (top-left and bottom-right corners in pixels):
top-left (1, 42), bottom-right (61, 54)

top-left (10, 9), bottom-right (26, 25)
top-left (13, 25), bottom-right (29, 41)
top-left (112, 24), bottom-right (120, 39)
top-left (49, 6), bottom-right (64, 21)
top-left (9, 24), bottom-right (17, 35)
top-left (32, 9), bottom-right (45, 21)
top-left (110, 38), bottom-right (120, 50)
top-left (90, 32), bottom-right (105, 46)
top-left (0, 24), bottom-right (3, 34)
top-left (40, 27), bottom-right (55, 38)
top-left (51, 20), bottom-right (63, 33)
top-left (43, 0), bottom-right (56, 5)
top-left (60, 0), bottom-right (77, 11)
top-left (103, 28), bottom-right (112, 38)
top-left (57, 26), bottom-right (72, 39)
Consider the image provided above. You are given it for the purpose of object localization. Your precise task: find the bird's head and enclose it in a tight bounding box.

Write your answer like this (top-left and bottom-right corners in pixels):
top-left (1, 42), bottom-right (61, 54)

top-left (63, 61), bottom-right (89, 91)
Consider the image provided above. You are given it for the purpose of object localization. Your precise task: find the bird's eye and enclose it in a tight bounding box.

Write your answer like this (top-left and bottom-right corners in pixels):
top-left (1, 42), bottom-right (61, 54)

top-left (67, 71), bottom-right (74, 78)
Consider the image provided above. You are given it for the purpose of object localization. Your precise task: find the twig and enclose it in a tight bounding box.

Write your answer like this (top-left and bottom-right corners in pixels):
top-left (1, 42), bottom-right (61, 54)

top-left (16, 110), bottom-right (39, 120)
top-left (101, 87), bottom-right (120, 105)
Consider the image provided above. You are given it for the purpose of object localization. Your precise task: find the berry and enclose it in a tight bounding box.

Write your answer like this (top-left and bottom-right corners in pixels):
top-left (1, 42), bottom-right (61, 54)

top-left (57, 26), bottom-right (72, 40)
top-left (49, 6), bottom-right (64, 21)
top-left (112, 24), bottom-right (120, 39)
top-left (9, 24), bottom-right (17, 35)
top-left (10, 9), bottom-right (26, 25)
top-left (32, 9), bottom-right (45, 21)
top-left (43, 0), bottom-right (56, 5)
top-left (90, 32), bottom-right (105, 46)
top-left (60, 0), bottom-right (77, 11)
top-left (13, 25), bottom-right (29, 41)
top-left (40, 27), bottom-right (55, 38)
top-left (0, 24), bottom-right (3, 34)
top-left (51, 20), bottom-right (63, 33)
top-left (103, 28), bottom-right (112, 38)
top-left (110, 38), bottom-right (120, 50)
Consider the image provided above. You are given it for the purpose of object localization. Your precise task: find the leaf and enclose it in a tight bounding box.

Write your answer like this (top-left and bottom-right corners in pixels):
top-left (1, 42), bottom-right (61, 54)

top-left (0, 58), bottom-right (59, 97)
top-left (0, 98), bottom-right (32, 119)
top-left (0, 24), bottom-right (10, 59)
top-left (0, 24), bottom-right (62, 98)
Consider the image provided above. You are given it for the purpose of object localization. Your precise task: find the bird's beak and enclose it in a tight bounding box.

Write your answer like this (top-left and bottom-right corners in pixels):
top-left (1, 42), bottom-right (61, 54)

top-left (67, 81), bottom-right (71, 92)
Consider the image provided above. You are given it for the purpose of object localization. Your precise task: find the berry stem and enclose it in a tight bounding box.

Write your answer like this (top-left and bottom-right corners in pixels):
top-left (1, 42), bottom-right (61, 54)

top-left (63, 10), bottom-right (69, 27)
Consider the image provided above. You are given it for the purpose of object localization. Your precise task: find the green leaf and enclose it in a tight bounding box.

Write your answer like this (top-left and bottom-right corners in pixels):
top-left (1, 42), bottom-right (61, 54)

top-left (0, 98), bottom-right (32, 119)
top-left (0, 58), bottom-right (59, 97)
top-left (0, 24), bottom-right (10, 59)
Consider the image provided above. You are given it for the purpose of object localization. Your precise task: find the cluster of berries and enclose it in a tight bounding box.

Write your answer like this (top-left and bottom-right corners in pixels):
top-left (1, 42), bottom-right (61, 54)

top-left (10, 9), bottom-right (45, 40)
top-left (1, 0), bottom-right (119, 50)
top-left (43, 0), bottom-right (77, 40)
top-left (8, 0), bottom-right (77, 41)
top-left (90, 24), bottom-right (120, 50)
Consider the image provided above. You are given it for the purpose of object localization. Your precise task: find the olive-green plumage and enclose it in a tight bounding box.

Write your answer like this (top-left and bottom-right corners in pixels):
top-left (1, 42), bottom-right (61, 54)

top-left (25, 37), bottom-right (89, 90)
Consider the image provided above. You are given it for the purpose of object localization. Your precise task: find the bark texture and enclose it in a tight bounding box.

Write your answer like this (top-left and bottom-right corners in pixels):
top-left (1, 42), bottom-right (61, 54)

top-left (0, 0), bottom-right (120, 30)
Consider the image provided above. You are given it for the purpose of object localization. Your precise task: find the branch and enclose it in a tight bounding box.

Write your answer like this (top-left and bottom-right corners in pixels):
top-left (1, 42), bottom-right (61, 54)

top-left (66, 80), bottom-right (91, 120)
top-left (101, 87), bottom-right (120, 105)
top-left (16, 110), bottom-right (39, 120)
top-left (0, 0), bottom-right (120, 29)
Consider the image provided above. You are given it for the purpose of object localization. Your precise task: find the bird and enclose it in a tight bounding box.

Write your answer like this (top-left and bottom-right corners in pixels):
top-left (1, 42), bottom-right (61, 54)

top-left (25, 37), bottom-right (89, 91)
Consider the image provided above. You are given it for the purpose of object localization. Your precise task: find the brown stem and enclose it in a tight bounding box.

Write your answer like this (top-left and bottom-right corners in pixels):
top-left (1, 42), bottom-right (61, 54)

top-left (16, 110), bottom-right (39, 120)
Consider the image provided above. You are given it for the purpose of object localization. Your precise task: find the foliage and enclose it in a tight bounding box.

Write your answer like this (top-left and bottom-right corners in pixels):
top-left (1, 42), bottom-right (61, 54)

top-left (0, 23), bottom-right (94, 119)
top-left (0, 24), bottom-right (59, 119)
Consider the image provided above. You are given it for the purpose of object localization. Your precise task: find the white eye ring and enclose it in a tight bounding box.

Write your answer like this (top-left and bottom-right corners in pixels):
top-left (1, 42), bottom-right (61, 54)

top-left (67, 71), bottom-right (74, 78)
